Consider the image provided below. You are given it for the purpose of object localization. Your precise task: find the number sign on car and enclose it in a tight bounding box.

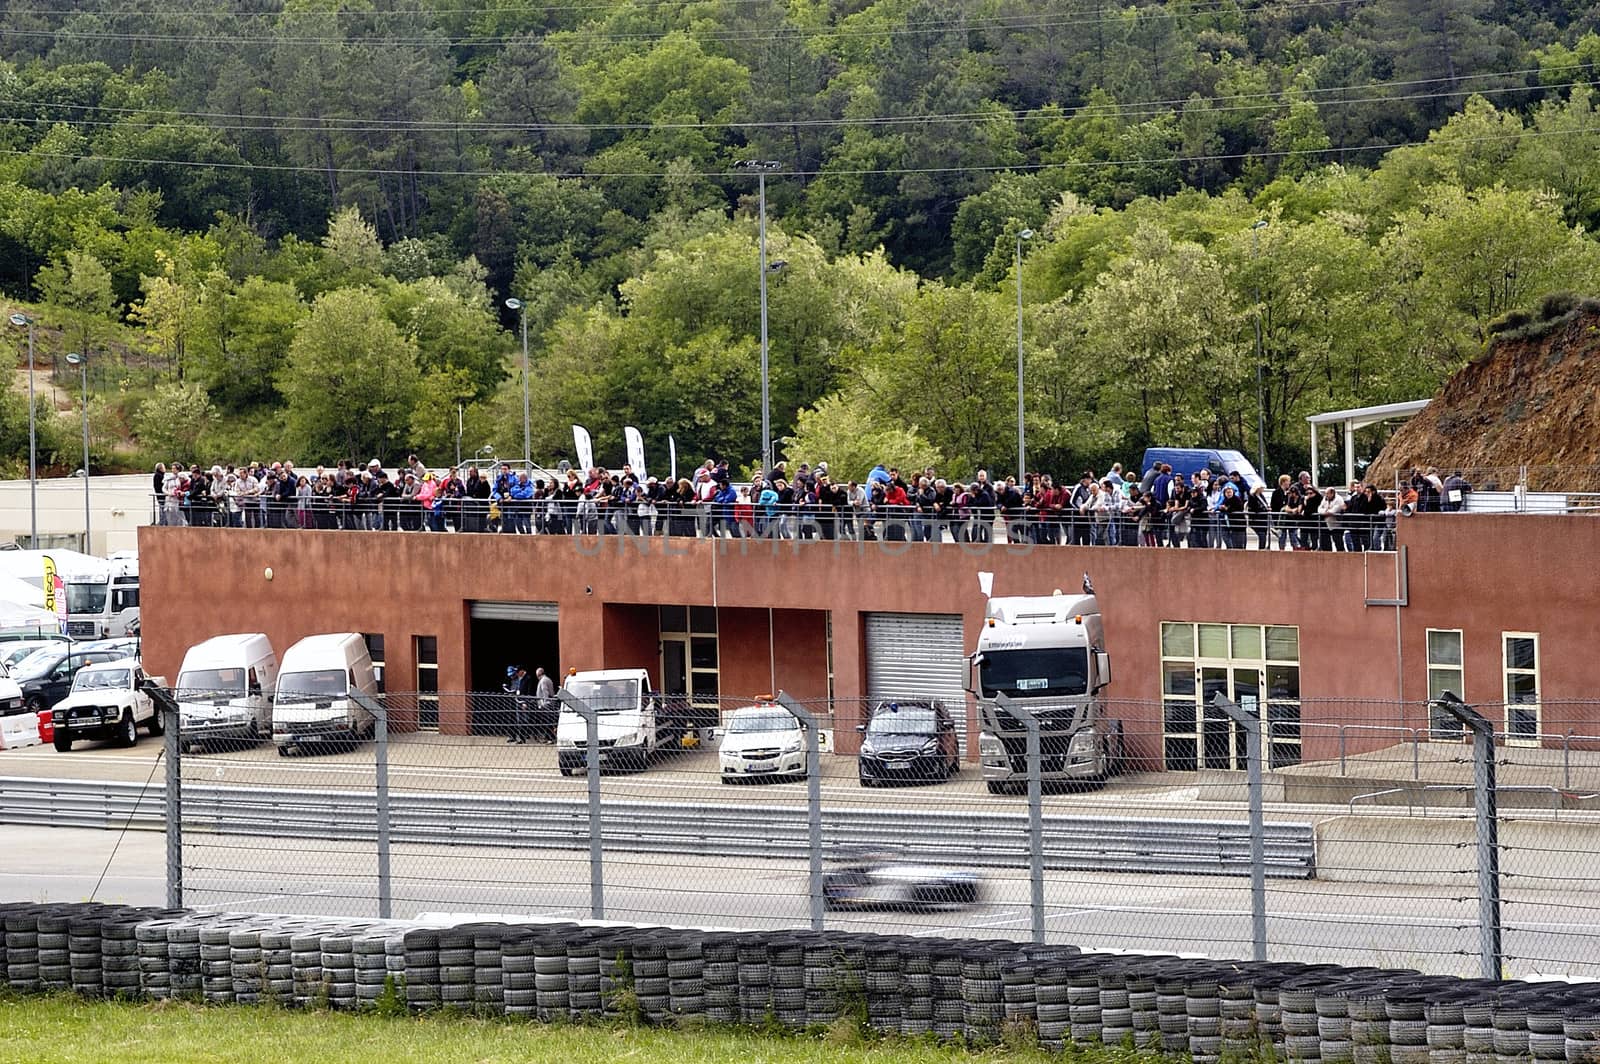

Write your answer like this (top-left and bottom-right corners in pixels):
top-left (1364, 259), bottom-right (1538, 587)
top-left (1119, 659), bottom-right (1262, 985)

top-left (1017, 678), bottom-right (1049, 691)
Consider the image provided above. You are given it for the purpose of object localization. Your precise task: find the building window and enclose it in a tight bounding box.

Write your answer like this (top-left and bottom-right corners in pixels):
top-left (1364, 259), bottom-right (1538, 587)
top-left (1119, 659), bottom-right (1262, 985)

top-left (1426, 629), bottom-right (1464, 739)
top-left (415, 636), bottom-right (439, 730)
top-left (1503, 633), bottom-right (1540, 744)
top-left (363, 633), bottom-right (386, 694)
top-left (660, 606), bottom-right (719, 722)
top-left (825, 612), bottom-right (835, 704)
top-left (1160, 622), bottom-right (1300, 771)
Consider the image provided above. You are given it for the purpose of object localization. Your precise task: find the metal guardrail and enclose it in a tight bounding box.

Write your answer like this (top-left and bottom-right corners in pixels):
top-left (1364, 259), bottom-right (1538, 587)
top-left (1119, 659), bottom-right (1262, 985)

top-left (0, 775), bottom-right (1316, 878)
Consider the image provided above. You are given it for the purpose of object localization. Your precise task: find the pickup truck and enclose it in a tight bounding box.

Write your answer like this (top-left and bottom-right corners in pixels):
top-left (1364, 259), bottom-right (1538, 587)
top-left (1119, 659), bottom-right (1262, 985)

top-left (49, 659), bottom-right (164, 752)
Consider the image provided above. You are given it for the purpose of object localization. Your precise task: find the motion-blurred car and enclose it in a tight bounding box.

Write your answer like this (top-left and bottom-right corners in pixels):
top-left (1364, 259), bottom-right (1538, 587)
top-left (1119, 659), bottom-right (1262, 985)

top-left (857, 699), bottom-right (960, 786)
top-left (822, 847), bottom-right (981, 911)
top-left (719, 702), bottom-right (806, 782)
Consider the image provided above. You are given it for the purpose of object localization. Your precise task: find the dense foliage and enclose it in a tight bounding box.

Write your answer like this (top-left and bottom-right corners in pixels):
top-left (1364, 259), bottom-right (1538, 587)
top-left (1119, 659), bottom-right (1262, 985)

top-left (4, 0), bottom-right (1600, 479)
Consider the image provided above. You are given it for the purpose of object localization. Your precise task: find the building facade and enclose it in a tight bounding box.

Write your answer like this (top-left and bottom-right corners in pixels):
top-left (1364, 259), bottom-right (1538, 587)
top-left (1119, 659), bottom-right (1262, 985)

top-left (138, 514), bottom-right (1597, 768)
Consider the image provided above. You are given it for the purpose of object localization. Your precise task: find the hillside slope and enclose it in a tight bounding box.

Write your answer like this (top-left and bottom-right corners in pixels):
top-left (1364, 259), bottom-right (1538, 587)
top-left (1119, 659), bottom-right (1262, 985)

top-left (1369, 306), bottom-right (1600, 492)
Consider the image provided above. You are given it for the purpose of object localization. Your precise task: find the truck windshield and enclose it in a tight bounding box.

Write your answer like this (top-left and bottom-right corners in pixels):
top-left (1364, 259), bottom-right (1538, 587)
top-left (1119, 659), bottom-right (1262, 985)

top-left (75, 668), bottom-right (131, 691)
top-left (67, 581), bottom-right (108, 615)
top-left (277, 670), bottom-right (349, 701)
top-left (566, 678), bottom-right (639, 712)
top-left (177, 668), bottom-right (247, 696)
top-left (979, 648), bottom-right (1088, 698)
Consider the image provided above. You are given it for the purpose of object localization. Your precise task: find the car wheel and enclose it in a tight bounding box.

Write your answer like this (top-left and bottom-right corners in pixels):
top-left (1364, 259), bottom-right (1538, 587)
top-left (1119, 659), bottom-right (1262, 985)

top-left (559, 764), bottom-right (575, 777)
top-left (859, 775), bottom-right (875, 788)
top-left (146, 709), bottom-right (165, 736)
top-left (26, 696), bottom-right (46, 716)
top-left (945, 757), bottom-right (959, 780)
top-left (119, 711), bottom-right (139, 748)
top-left (986, 780), bottom-right (1012, 795)
top-left (276, 744), bottom-right (291, 757)
top-left (53, 734), bottom-right (72, 753)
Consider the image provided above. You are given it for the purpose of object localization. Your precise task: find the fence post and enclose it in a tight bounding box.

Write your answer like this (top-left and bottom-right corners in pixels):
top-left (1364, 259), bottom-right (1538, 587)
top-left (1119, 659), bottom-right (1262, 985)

top-left (556, 689), bottom-right (605, 920)
top-left (776, 692), bottom-right (824, 931)
top-left (163, 700), bottom-right (182, 908)
top-left (374, 700), bottom-right (391, 919)
top-left (995, 694), bottom-right (1044, 944)
top-left (1213, 693), bottom-right (1266, 962)
top-left (1432, 693), bottom-right (1502, 979)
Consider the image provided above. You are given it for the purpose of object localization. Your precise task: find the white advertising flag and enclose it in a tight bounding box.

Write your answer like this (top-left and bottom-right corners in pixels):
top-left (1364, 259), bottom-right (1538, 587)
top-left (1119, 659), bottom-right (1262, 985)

top-left (977, 571), bottom-right (994, 598)
top-left (669, 435), bottom-right (678, 483)
top-left (624, 426), bottom-right (647, 481)
top-left (573, 424), bottom-right (595, 474)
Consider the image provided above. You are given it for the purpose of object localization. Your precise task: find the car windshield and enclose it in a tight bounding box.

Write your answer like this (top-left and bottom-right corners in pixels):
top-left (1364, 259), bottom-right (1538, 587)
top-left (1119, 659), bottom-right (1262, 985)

top-left (66, 581), bottom-right (108, 615)
top-left (74, 668), bottom-right (131, 691)
top-left (565, 678), bottom-right (639, 713)
top-left (277, 669), bottom-right (348, 700)
top-left (14, 648), bottom-right (64, 679)
top-left (728, 709), bottom-right (796, 734)
top-left (177, 668), bottom-right (246, 696)
top-left (979, 647), bottom-right (1089, 698)
top-left (867, 705), bottom-right (939, 735)
top-left (2, 644), bottom-right (49, 669)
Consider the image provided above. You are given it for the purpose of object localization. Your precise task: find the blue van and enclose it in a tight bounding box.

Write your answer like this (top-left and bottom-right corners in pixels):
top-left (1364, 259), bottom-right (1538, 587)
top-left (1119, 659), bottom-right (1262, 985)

top-left (1140, 448), bottom-right (1266, 492)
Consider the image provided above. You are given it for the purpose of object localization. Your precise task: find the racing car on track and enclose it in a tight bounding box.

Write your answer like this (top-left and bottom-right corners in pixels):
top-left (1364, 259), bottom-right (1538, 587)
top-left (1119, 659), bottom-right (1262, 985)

top-left (821, 847), bottom-right (982, 911)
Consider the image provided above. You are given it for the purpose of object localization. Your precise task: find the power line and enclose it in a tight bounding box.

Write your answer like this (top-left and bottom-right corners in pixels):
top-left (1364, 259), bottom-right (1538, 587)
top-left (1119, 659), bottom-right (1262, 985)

top-left (0, 64), bottom-right (1566, 136)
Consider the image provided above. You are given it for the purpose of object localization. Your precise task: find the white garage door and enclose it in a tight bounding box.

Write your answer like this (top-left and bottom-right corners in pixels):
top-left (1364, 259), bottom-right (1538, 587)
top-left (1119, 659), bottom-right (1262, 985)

top-left (469, 600), bottom-right (559, 623)
top-left (864, 612), bottom-right (969, 755)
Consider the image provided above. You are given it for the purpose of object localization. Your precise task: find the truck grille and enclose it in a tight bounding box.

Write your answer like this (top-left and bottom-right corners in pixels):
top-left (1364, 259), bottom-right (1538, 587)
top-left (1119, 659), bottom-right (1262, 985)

top-left (66, 621), bottom-right (97, 638)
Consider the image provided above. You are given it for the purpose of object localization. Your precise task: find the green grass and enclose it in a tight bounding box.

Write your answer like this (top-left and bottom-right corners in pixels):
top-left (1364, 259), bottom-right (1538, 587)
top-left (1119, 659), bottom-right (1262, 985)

top-left (0, 993), bottom-right (1098, 1064)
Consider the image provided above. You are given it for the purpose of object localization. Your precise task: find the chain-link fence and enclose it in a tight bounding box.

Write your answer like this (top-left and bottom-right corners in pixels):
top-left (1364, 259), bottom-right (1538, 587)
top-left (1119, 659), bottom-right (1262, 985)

top-left (134, 689), bottom-right (1600, 979)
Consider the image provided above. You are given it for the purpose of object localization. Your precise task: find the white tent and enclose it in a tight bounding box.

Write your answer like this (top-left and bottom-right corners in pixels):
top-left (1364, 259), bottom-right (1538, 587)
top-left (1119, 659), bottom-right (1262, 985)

top-left (0, 597), bottom-right (57, 635)
top-left (0, 573), bottom-right (45, 609)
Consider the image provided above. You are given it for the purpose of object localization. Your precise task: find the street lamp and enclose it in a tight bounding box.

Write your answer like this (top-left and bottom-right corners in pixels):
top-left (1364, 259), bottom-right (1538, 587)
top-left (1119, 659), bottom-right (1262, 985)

top-left (1251, 219), bottom-right (1269, 479)
top-left (9, 312), bottom-right (37, 546)
top-left (736, 159), bottom-right (784, 475)
top-left (1015, 228), bottom-right (1034, 482)
top-left (66, 352), bottom-right (91, 552)
top-left (504, 298), bottom-right (530, 469)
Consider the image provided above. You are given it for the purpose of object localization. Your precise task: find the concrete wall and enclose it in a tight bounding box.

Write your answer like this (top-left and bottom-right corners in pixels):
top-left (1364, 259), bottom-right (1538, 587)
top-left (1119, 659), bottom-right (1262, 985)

top-left (1315, 813), bottom-right (1600, 890)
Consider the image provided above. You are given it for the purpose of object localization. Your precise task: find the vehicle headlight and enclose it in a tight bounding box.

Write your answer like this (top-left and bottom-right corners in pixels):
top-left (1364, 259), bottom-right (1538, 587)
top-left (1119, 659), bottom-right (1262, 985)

top-left (782, 736), bottom-right (803, 754)
top-left (859, 739), bottom-right (876, 757)
top-left (979, 732), bottom-right (1004, 757)
top-left (921, 738), bottom-right (938, 754)
top-left (1069, 730), bottom-right (1098, 755)
top-left (557, 735), bottom-right (575, 749)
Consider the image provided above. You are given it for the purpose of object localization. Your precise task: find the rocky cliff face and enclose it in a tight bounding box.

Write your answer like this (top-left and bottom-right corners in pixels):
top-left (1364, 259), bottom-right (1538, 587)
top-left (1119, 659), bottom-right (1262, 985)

top-left (1369, 308), bottom-right (1600, 492)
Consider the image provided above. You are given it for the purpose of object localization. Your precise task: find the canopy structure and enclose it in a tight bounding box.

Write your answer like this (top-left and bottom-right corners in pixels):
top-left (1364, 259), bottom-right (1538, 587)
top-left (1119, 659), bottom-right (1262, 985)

top-left (1306, 400), bottom-right (1431, 488)
top-left (0, 596), bottom-right (57, 635)
top-left (0, 573), bottom-right (44, 609)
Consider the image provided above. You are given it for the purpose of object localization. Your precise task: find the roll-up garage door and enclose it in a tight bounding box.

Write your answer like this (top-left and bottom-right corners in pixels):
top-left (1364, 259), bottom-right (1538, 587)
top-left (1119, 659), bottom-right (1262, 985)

top-left (864, 612), bottom-right (969, 755)
top-left (469, 600), bottom-right (559, 623)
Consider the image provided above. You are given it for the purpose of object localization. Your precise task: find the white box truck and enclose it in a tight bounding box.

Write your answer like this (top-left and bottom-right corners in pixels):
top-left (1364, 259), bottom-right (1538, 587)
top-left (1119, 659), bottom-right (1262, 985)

top-left (272, 633), bottom-right (378, 755)
top-left (556, 667), bottom-right (664, 774)
top-left (971, 587), bottom-right (1120, 793)
top-left (176, 633), bottom-right (279, 749)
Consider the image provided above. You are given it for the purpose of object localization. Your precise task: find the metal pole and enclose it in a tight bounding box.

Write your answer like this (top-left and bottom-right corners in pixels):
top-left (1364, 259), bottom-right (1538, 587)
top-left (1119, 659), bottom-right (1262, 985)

top-left (25, 322), bottom-right (38, 546)
top-left (1433, 693), bottom-right (1502, 979)
top-left (374, 701), bottom-right (390, 919)
top-left (777, 693), bottom-right (824, 930)
top-left (1015, 228), bottom-right (1032, 482)
top-left (1252, 220), bottom-right (1268, 478)
top-left (164, 701), bottom-right (181, 908)
top-left (79, 357), bottom-right (91, 552)
top-left (1213, 693), bottom-right (1266, 961)
top-left (757, 171), bottom-right (771, 477)
top-left (557, 689), bottom-right (606, 919)
top-left (997, 694), bottom-right (1044, 943)
top-left (520, 309), bottom-right (531, 470)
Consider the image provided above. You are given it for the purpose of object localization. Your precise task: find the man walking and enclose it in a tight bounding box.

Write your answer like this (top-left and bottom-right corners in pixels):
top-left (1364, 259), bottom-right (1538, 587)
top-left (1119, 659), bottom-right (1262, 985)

top-left (534, 666), bottom-right (557, 743)
top-left (504, 665), bottom-right (531, 744)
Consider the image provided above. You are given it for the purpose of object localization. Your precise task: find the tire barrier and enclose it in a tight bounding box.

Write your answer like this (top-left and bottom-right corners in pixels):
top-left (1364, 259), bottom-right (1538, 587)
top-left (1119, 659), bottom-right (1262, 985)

top-left (5, 900), bottom-right (1600, 1062)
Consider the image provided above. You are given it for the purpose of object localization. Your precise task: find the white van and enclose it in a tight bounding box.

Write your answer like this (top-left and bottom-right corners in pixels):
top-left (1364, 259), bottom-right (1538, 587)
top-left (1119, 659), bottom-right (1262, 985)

top-left (556, 668), bottom-right (661, 774)
top-left (272, 633), bottom-right (378, 755)
top-left (175, 633), bottom-right (279, 748)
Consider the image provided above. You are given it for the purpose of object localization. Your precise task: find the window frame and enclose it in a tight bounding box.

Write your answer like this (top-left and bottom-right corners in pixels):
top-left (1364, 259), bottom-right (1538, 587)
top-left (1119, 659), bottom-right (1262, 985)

top-left (1501, 631), bottom-right (1540, 746)
top-left (1425, 628), bottom-right (1465, 741)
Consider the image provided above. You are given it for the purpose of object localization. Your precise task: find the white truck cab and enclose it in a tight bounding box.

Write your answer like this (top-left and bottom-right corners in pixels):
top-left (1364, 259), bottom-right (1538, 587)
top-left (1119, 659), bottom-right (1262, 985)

top-left (176, 633), bottom-right (279, 748)
top-left (272, 633), bottom-right (378, 755)
top-left (556, 668), bottom-right (661, 774)
top-left (972, 589), bottom-right (1119, 792)
top-left (50, 657), bottom-right (163, 751)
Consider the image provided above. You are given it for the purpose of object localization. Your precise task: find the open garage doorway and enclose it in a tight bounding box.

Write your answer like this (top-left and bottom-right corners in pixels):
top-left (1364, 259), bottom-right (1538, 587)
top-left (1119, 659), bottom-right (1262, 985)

top-left (468, 601), bottom-right (559, 735)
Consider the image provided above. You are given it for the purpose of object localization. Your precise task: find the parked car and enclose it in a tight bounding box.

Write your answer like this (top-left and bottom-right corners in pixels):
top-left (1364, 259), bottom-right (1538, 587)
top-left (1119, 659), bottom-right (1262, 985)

top-left (49, 658), bottom-right (163, 751)
top-left (1, 639), bottom-right (68, 672)
top-left (719, 702), bottom-right (806, 783)
top-left (0, 660), bottom-right (23, 717)
top-left (857, 699), bottom-right (960, 786)
top-left (822, 847), bottom-right (981, 911)
top-left (12, 640), bottom-right (140, 714)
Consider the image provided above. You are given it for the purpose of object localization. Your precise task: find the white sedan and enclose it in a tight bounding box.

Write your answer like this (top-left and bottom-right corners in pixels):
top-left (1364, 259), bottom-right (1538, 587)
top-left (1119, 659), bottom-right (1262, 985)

top-left (718, 704), bottom-right (806, 783)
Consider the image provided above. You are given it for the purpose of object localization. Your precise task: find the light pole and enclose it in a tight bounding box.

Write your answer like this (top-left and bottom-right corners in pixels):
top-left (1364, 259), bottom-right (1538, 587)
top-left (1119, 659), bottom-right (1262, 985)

top-left (1015, 228), bottom-right (1034, 482)
top-left (66, 352), bottom-right (91, 552)
top-left (736, 159), bottom-right (783, 475)
top-left (9, 312), bottom-right (38, 546)
top-left (1251, 220), bottom-right (1269, 479)
top-left (504, 298), bottom-right (530, 469)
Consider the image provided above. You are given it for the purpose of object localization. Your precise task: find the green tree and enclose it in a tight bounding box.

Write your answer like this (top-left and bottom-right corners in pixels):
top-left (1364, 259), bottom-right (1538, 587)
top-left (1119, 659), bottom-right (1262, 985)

top-left (279, 288), bottom-right (422, 463)
top-left (188, 274), bottom-right (307, 410)
top-left (786, 388), bottom-right (945, 483)
top-left (133, 381), bottom-right (218, 464)
top-left (35, 250), bottom-right (118, 364)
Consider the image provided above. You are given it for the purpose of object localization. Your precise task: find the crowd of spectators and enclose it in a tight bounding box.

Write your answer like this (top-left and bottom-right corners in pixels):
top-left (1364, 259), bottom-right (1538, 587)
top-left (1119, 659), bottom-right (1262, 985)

top-left (150, 455), bottom-right (1470, 551)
